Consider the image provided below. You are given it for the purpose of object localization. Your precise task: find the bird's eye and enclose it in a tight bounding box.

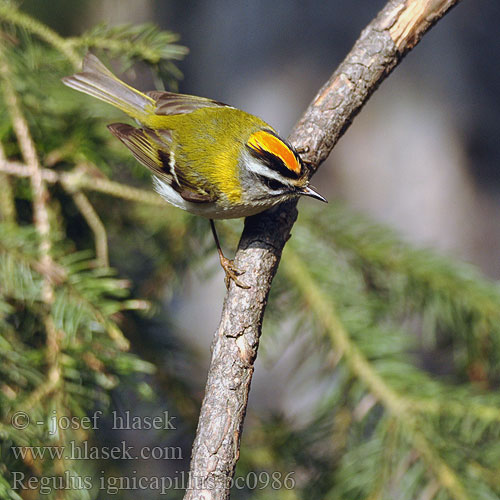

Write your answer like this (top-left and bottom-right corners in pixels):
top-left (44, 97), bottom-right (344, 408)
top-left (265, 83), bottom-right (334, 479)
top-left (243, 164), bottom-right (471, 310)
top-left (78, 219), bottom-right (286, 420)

top-left (264, 178), bottom-right (285, 191)
top-left (254, 173), bottom-right (287, 193)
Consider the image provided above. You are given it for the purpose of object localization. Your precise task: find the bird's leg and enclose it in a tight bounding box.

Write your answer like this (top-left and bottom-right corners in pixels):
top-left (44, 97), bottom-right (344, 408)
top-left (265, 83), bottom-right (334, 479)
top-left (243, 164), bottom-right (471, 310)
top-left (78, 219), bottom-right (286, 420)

top-left (210, 219), bottom-right (250, 289)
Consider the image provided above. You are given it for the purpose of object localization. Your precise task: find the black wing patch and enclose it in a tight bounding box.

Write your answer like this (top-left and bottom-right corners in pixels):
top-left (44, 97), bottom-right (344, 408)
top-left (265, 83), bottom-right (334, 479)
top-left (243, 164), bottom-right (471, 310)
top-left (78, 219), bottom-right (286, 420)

top-left (156, 149), bottom-right (215, 203)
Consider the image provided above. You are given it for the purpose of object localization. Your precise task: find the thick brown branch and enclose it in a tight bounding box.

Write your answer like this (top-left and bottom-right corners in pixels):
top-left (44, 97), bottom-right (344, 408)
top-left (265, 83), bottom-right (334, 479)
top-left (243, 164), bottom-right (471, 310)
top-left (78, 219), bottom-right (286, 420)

top-left (183, 1), bottom-right (461, 499)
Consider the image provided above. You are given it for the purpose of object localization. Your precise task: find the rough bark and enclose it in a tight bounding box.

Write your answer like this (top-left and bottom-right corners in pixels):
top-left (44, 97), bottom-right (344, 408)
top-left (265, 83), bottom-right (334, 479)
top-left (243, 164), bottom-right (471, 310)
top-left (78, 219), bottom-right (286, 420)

top-left (183, 1), bottom-right (461, 499)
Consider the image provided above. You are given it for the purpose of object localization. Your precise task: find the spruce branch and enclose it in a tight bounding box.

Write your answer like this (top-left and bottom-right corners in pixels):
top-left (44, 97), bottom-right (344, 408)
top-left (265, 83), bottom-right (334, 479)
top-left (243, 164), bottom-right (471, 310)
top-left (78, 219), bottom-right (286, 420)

top-left (0, 159), bottom-right (167, 206)
top-left (183, 1), bottom-right (462, 499)
top-left (283, 249), bottom-right (468, 500)
top-left (0, 49), bottom-right (69, 489)
top-left (303, 203), bottom-right (500, 378)
top-left (0, 51), bottom-right (52, 289)
top-left (0, 47), bottom-right (62, 397)
top-left (0, 3), bottom-right (80, 67)
top-left (66, 23), bottom-right (188, 64)
top-left (0, 228), bottom-right (146, 411)
top-left (305, 204), bottom-right (500, 328)
top-left (0, 14), bottom-right (188, 498)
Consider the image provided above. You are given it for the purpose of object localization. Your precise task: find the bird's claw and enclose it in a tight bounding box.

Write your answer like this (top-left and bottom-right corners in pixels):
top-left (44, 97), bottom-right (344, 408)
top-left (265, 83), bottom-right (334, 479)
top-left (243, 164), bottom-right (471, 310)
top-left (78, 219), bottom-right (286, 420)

top-left (219, 255), bottom-right (250, 289)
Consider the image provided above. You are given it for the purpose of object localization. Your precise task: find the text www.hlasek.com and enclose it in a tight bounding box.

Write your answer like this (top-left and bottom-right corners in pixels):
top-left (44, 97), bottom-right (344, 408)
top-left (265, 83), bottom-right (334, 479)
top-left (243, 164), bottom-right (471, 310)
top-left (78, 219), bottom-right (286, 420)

top-left (11, 441), bottom-right (182, 461)
top-left (12, 470), bottom-right (296, 495)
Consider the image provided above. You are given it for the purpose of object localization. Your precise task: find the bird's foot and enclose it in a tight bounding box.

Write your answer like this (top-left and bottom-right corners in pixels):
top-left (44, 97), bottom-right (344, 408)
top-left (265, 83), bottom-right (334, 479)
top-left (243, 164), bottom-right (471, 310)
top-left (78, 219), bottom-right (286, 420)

top-left (218, 254), bottom-right (250, 289)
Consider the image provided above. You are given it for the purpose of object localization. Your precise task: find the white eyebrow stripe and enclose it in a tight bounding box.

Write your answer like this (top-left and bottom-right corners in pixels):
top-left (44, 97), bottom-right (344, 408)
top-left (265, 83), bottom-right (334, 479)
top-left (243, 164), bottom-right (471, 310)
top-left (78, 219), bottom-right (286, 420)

top-left (244, 151), bottom-right (293, 186)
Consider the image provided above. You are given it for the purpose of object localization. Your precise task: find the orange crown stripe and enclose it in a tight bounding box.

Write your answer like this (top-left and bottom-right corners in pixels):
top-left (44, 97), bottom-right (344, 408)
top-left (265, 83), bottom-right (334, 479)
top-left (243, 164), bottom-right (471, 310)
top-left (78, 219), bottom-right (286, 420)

top-left (248, 131), bottom-right (300, 174)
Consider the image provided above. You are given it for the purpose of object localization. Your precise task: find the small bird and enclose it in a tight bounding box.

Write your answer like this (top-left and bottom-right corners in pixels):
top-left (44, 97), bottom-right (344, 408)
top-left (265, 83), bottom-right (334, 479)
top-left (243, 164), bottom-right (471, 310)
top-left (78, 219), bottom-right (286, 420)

top-left (63, 54), bottom-right (326, 288)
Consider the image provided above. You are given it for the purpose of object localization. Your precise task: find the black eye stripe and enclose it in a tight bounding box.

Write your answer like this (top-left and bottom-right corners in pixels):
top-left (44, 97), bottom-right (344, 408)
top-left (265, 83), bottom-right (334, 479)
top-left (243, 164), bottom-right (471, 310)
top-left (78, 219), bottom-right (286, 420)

top-left (254, 173), bottom-right (289, 192)
top-left (246, 144), bottom-right (301, 180)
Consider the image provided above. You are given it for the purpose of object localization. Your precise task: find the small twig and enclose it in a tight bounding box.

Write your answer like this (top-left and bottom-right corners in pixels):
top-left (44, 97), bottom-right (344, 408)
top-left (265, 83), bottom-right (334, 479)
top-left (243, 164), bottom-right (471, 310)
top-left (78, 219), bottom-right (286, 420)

top-left (0, 159), bottom-right (167, 206)
top-left (21, 359), bottom-right (61, 412)
top-left (417, 479), bottom-right (441, 500)
top-left (0, 174), bottom-right (15, 221)
top-left (71, 190), bottom-right (109, 267)
top-left (66, 34), bottom-right (188, 63)
top-left (0, 143), bottom-right (16, 221)
top-left (0, 4), bottom-right (80, 67)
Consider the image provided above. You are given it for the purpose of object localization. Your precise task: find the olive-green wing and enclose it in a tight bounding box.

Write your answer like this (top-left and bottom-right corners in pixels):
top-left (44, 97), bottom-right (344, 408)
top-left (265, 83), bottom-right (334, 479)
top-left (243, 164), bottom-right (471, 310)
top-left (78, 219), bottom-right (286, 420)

top-left (107, 123), bottom-right (214, 203)
top-left (146, 91), bottom-right (231, 116)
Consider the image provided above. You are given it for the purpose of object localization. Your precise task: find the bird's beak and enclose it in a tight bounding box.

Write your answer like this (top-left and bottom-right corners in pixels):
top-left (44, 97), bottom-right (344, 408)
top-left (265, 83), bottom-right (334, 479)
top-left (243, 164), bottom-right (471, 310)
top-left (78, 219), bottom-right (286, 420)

top-left (300, 185), bottom-right (328, 203)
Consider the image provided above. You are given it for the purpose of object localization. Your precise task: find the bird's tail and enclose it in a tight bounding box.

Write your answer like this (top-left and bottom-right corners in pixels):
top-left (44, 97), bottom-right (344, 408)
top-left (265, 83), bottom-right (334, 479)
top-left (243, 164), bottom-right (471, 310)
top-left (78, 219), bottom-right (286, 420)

top-left (62, 53), bottom-right (155, 121)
